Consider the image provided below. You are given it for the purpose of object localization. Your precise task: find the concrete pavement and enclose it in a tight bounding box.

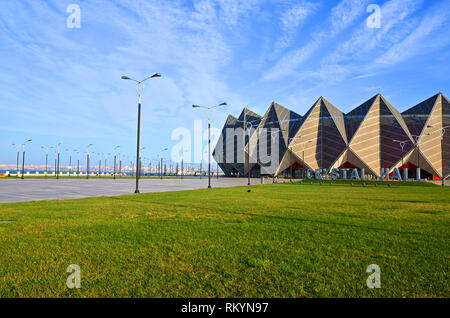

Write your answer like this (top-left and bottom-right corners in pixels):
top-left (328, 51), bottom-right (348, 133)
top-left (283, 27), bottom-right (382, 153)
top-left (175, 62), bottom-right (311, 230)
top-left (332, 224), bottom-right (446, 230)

top-left (0, 178), bottom-right (259, 204)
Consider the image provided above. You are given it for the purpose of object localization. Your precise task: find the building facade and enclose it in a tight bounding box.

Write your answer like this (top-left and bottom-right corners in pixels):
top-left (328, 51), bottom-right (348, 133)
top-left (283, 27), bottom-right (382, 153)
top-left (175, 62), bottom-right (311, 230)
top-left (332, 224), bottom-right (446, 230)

top-left (213, 93), bottom-right (450, 181)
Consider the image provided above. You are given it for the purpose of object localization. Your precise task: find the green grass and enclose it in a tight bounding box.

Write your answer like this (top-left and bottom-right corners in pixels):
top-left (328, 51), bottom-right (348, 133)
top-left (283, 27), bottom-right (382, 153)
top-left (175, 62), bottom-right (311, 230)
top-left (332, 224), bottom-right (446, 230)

top-left (0, 182), bottom-right (448, 298)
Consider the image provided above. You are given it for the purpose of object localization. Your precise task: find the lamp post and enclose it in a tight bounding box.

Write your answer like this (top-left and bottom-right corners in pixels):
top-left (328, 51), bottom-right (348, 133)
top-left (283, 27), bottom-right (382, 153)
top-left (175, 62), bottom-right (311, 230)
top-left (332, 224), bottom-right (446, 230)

top-left (65, 149), bottom-right (71, 176)
top-left (20, 139), bottom-right (32, 179)
top-left (122, 73), bottom-right (161, 194)
top-left (180, 149), bottom-right (189, 179)
top-left (192, 102), bottom-right (227, 188)
top-left (11, 144), bottom-right (20, 177)
top-left (235, 116), bottom-right (260, 185)
top-left (119, 154), bottom-right (122, 177)
top-left (54, 151), bottom-right (57, 176)
top-left (97, 153), bottom-right (103, 176)
top-left (393, 139), bottom-right (408, 170)
top-left (41, 146), bottom-right (53, 177)
top-left (56, 142), bottom-right (62, 179)
top-left (411, 134), bottom-right (429, 181)
top-left (288, 137), bottom-right (312, 180)
top-left (158, 148), bottom-right (168, 180)
top-left (139, 147), bottom-right (146, 179)
top-left (113, 146), bottom-right (120, 180)
top-left (106, 153), bottom-right (111, 175)
top-left (86, 144), bottom-right (93, 179)
top-left (74, 150), bottom-right (80, 176)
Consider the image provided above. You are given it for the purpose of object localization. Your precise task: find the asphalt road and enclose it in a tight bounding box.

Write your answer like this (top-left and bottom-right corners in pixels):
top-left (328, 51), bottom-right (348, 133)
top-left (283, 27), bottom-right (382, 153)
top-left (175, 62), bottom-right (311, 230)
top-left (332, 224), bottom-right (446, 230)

top-left (0, 178), bottom-right (259, 204)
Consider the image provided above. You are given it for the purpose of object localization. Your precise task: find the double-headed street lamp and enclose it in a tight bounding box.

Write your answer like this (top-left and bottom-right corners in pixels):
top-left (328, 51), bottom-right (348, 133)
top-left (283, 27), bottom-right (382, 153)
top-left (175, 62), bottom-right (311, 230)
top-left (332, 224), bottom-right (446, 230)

top-left (122, 73), bottom-right (161, 194)
top-left (411, 134), bottom-right (430, 180)
top-left (288, 136), bottom-right (312, 180)
top-left (113, 145), bottom-right (121, 180)
top-left (139, 147), bottom-right (146, 178)
top-left (106, 153), bottom-right (111, 175)
top-left (158, 148), bottom-right (168, 180)
top-left (65, 149), bottom-right (73, 175)
top-left (97, 153), bottom-right (103, 176)
top-left (86, 144), bottom-right (93, 179)
top-left (235, 116), bottom-right (260, 186)
top-left (392, 139), bottom-right (409, 169)
top-left (11, 144), bottom-right (21, 176)
top-left (192, 102), bottom-right (227, 188)
top-left (56, 142), bottom-right (62, 179)
top-left (180, 149), bottom-right (189, 179)
top-left (74, 150), bottom-right (80, 176)
top-left (41, 146), bottom-right (54, 177)
top-left (20, 139), bottom-right (32, 179)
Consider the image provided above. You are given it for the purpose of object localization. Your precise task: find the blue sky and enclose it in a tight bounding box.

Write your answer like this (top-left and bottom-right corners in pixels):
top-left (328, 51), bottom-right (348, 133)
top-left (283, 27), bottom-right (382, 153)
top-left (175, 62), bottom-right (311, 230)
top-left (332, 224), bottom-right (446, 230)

top-left (1, 0), bottom-right (449, 166)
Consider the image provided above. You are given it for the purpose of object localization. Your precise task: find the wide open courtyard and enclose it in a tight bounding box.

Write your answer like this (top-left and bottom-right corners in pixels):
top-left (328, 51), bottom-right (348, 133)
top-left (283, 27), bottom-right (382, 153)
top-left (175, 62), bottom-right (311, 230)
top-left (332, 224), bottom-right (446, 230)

top-left (0, 177), bottom-right (256, 203)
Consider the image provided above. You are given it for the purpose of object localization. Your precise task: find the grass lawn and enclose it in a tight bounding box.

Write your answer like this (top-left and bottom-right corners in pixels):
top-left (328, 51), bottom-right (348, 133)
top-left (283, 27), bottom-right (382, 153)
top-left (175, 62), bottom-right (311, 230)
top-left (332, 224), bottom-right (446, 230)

top-left (0, 182), bottom-right (448, 298)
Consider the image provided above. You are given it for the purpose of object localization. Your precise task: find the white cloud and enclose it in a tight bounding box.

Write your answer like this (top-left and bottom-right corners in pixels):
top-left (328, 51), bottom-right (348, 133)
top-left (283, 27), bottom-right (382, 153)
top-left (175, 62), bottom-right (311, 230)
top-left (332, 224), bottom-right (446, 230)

top-left (280, 2), bottom-right (318, 29)
top-left (263, 0), bottom-right (369, 81)
top-left (376, 2), bottom-right (450, 65)
top-left (324, 0), bottom-right (423, 65)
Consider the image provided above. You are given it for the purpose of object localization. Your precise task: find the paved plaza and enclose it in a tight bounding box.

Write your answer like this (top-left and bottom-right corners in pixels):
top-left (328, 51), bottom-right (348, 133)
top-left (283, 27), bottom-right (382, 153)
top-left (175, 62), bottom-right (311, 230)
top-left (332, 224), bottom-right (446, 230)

top-left (0, 178), bottom-right (258, 204)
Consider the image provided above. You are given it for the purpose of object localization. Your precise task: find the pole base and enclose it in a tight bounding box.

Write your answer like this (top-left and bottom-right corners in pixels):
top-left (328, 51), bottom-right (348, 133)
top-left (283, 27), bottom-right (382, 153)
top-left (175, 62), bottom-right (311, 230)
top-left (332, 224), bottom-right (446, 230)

top-left (134, 189), bottom-right (140, 194)
top-left (208, 185), bottom-right (212, 189)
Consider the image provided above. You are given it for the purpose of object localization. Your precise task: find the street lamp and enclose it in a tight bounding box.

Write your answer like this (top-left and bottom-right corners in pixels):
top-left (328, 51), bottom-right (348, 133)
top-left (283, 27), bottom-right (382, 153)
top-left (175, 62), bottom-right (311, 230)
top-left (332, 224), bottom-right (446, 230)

top-left (114, 145), bottom-right (120, 180)
top-left (56, 142), bottom-right (62, 179)
top-left (192, 102), bottom-right (227, 188)
top-left (106, 153), bottom-right (111, 175)
top-left (392, 139), bottom-right (409, 170)
top-left (288, 137), bottom-right (312, 180)
top-left (74, 150), bottom-right (80, 176)
top-left (65, 148), bottom-right (73, 176)
top-left (21, 139), bottom-right (32, 179)
top-left (235, 116), bottom-right (260, 185)
top-left (158, 148), bottom-right (168, 180)
top-left (122, 73), bottom-right (161, 194)
top-left (11, 144), bottom-right (20, 177)
top-left (139, 147), bottom-right (146, 179)
top-left (97, 153), bottom-right (103, 176)
top-left (180, 149), bottom-right (189, 180)
top-left (411, 134), bottom-right (430, 181)
top-left (41, 146), bottom-right (54, 177)
top-left (86, 144), bottom-right (93, 179)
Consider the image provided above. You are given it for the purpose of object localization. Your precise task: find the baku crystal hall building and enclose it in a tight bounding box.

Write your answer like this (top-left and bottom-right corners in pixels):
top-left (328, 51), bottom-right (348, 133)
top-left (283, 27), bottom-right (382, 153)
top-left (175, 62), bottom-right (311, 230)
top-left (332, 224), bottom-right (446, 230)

top-left (213, 93), bottom-right (449, 181)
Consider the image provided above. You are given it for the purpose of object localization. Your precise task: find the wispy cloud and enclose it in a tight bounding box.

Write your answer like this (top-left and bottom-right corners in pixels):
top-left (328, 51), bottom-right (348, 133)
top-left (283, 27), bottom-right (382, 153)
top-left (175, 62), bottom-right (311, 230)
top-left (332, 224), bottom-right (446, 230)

top-left (263, 0), bottom-right (369, 81)
top-left (376, 1), bottom-right (450, 65)
top-left (273, 1), bottom-right (320, 54)
top-left (0, 0), bottom-right (449, 164)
